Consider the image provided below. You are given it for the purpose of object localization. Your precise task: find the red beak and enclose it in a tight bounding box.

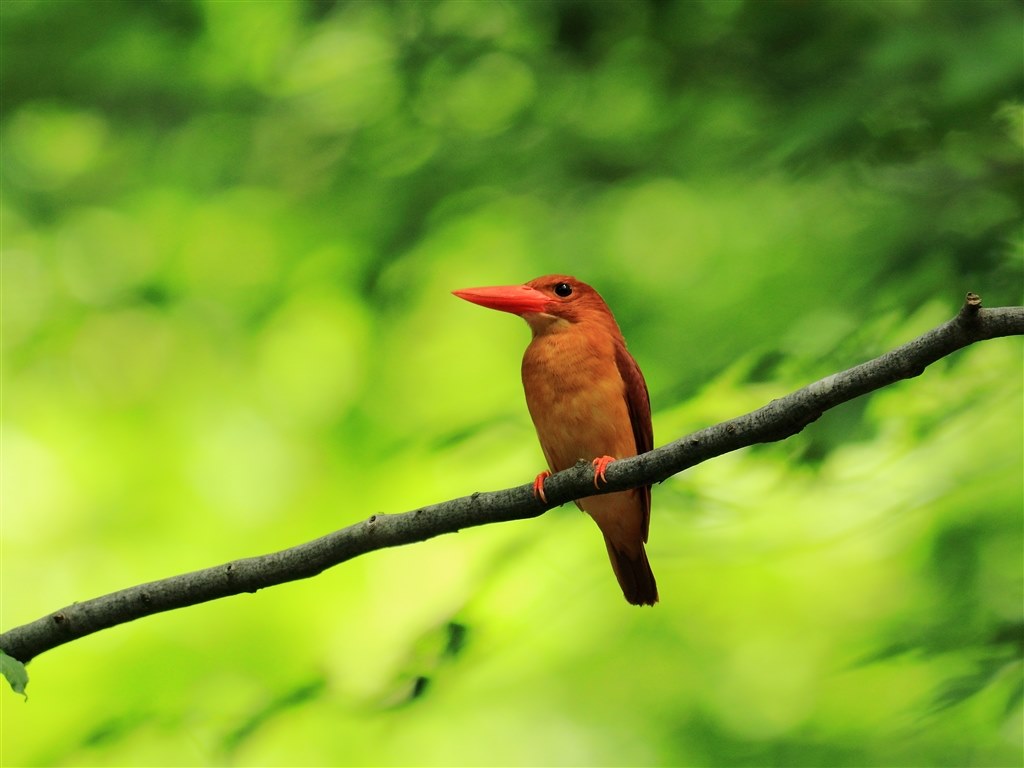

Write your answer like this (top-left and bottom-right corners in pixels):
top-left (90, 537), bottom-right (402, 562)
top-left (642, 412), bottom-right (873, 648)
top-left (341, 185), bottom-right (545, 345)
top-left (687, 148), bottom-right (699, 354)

top-left (452, 284), bottom-right (550, 316)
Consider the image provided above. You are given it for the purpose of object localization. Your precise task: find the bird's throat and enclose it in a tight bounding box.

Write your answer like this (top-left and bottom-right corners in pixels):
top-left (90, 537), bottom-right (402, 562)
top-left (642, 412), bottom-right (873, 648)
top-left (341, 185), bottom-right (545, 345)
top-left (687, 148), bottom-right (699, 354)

top-left (522, 312), bottom-right (570, 336)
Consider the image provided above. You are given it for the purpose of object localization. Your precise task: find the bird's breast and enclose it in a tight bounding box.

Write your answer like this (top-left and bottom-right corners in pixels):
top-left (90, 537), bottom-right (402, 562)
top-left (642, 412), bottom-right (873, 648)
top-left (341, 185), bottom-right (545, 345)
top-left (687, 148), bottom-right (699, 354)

top-left (521, 328), bottom-right (636, 473)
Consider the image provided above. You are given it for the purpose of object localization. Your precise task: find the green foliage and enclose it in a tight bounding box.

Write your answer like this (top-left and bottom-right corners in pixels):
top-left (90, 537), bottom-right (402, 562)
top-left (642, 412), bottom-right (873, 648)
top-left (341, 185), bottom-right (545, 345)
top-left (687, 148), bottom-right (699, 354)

top-left (1, 0), bottom-right (1021, 766)
top-left (0, 651), bottom-right (29, 700)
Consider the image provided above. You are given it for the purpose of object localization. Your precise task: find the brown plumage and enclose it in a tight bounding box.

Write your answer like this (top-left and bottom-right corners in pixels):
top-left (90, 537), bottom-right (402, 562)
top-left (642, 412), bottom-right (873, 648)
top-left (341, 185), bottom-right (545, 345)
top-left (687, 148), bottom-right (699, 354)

top-left (453, 275), bottom-right (657, 605)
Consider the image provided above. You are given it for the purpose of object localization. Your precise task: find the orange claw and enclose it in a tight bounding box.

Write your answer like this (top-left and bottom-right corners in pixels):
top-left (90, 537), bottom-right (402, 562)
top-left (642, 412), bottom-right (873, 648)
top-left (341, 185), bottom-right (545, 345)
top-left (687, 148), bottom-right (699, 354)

top-left (532, 471), bottom-right (552, 503)
top-left (592, 455), bottom-right (616, 488)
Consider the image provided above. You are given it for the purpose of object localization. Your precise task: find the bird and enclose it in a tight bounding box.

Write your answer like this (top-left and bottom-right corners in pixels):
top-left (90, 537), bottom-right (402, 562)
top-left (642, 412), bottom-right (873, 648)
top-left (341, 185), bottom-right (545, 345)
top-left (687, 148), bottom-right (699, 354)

top-left (452, 275), bottom-right (657, 606)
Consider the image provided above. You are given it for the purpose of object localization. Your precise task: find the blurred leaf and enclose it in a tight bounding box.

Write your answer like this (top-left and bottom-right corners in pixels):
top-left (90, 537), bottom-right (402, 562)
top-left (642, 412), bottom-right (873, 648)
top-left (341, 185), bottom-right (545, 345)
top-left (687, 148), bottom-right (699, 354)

top-left (1, 651), bottom-right (29, 700)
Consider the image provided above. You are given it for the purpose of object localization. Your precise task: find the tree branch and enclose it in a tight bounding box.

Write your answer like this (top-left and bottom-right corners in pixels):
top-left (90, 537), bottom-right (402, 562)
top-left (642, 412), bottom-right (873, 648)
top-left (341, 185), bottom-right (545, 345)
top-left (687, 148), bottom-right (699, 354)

top-left (3, 295), bottom-right (1022, 665)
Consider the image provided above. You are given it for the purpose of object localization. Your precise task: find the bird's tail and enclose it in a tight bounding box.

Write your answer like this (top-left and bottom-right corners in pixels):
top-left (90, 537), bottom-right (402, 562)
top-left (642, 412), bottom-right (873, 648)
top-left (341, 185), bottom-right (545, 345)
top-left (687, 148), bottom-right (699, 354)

top-left (603, 536), bottom-right (659, 606)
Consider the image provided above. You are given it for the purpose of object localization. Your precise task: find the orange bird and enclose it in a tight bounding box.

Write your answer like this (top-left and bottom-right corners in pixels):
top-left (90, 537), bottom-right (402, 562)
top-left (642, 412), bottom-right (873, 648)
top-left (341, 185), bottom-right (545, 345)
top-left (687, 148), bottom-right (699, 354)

top-left (453, 275), bottom-right (657, 606)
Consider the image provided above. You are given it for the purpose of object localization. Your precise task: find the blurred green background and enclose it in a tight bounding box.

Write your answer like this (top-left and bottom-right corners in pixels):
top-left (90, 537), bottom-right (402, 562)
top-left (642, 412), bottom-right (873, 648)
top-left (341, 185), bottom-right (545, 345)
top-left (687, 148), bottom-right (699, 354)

top-left (2, 0), bottom-right (1022, 765)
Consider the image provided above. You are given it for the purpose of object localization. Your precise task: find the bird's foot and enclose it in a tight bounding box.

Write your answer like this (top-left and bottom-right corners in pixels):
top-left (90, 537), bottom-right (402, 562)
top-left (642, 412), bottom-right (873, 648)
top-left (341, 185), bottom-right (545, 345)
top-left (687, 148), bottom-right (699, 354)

top-left (592, 455), bottom-right (616, 488)
top-left (532, 471), bottom-right (552, 503)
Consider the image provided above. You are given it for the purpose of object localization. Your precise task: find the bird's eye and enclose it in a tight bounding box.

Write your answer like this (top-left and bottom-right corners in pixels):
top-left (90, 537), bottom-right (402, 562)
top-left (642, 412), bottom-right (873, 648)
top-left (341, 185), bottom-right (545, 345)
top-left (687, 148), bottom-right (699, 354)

top-left (554, 282), bottom-right (573, 298)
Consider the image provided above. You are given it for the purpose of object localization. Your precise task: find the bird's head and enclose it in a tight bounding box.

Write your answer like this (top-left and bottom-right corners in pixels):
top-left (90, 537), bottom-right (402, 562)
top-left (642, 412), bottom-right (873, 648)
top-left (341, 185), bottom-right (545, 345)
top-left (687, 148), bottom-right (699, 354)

top-left (453, 275), bottom-right (619, 335)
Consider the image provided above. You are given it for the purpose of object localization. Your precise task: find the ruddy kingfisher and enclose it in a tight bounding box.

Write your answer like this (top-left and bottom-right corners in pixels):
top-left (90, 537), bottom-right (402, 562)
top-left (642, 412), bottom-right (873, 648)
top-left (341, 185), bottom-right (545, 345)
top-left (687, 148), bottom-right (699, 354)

top-left (453, 275), bottom-right (657, 606)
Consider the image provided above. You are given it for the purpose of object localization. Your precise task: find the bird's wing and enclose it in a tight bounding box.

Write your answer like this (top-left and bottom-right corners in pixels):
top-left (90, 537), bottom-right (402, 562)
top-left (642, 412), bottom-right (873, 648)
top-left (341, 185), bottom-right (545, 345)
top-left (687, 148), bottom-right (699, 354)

top-left (614, 343), bottom-right (653, 540)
